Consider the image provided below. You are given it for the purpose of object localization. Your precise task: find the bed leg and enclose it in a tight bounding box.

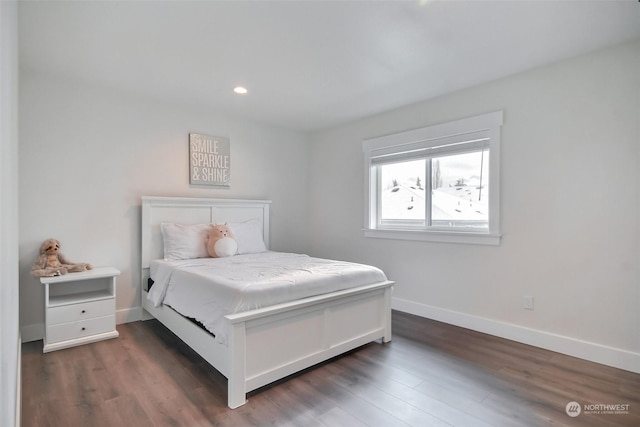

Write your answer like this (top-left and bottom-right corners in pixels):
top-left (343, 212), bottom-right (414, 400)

top-left (383, 286), bottom-right (392, 343)
top-left (227, 321), bottom-right (247, 408)
top-left (228, 387), bottom-right (246, 409)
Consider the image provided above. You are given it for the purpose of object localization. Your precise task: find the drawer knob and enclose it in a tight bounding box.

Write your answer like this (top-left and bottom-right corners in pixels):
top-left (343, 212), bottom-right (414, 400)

top-left (81, 327), bottom-right (86, 331)
top-left (81, 310), bottom-right (86, 314)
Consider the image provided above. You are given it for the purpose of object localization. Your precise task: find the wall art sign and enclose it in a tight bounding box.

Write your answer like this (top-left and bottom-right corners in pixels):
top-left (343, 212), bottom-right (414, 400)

top-left (189, 133), bottom-right (231, 187)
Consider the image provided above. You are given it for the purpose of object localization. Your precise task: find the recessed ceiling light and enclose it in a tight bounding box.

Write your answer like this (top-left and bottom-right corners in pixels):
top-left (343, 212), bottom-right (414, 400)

top-left (233, 86), bottom-right (248, 95)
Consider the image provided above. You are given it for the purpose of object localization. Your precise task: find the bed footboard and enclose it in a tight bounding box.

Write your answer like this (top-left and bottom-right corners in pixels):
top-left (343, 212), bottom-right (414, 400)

top-left (225, 281), bottom-right (393, 408)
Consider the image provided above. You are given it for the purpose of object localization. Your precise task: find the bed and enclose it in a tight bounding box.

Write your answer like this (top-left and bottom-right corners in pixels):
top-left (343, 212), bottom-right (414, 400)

top-left (140, 196), bottom-right (394, 408)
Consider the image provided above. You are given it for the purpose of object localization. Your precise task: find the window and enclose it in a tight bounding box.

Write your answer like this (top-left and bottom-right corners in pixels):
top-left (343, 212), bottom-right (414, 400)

top-left (363, 111), bottom-right (502, 245)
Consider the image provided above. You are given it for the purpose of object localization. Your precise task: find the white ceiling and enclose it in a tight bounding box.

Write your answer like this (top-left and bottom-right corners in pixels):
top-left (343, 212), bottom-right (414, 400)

top-left (18, 0), bottom-right (640, 133)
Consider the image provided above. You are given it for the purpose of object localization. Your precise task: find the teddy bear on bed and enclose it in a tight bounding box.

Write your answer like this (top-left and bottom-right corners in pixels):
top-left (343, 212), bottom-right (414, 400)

top-left (206, 224), bottom-right (238, 258)
top-left (31, 238), bottom-right (93, 277)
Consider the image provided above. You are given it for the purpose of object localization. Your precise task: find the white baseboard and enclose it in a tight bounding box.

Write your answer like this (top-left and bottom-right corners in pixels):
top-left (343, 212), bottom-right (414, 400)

top-left (392, 297), bottom-right (640, 374)
top-left (116, 307), bottom-right (142, 324)
top-left (20, 323), bottom-right (43, 343)
top-left (16, 333), bottom-right (21, 427)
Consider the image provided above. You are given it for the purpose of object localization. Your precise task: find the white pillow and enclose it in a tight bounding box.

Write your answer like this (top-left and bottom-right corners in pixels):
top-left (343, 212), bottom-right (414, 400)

top-left (228, 219), bottom-right (267, 254)
top-left (160, 222), bottom-right (211, 260)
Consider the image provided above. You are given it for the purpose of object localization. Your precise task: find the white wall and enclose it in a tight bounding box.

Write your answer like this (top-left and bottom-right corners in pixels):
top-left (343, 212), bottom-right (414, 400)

top-left (1, 1), bottom-right (20, 426)
top-left (19, 70), bottom-right (310, 338)
top-left (308, 40), bottom-right (640, 372)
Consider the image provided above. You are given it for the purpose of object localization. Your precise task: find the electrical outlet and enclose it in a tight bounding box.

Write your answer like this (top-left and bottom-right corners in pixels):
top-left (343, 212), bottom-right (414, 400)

top-left (523, 295), bottom-right (534, 310)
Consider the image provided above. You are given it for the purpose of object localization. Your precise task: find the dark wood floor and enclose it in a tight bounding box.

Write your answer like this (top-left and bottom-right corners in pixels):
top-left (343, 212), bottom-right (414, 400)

top-left (22, 311), bottom-right (640, 427)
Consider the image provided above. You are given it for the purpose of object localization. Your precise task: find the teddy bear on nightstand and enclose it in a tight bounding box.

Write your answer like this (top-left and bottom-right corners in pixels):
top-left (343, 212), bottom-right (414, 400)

top-left (31, 238), bottom-right (93, 277)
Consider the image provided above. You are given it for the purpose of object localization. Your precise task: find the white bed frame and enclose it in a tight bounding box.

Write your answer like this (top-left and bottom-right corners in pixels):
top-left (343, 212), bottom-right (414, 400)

top-left (140, 196), bottom-right (393, 408)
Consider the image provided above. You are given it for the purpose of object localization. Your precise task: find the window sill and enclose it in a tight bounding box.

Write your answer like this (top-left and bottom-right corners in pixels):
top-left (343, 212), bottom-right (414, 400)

top-left (363, 228), bottom-right (501, 246)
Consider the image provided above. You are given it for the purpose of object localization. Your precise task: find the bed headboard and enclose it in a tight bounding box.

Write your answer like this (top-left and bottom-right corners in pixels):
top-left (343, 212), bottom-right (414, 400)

top-left (141, 196), bottom-right (271, 281)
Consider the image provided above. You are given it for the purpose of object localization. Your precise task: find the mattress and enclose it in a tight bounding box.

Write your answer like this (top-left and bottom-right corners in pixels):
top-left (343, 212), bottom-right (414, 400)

top-left (147, 251), bottom-right (388, 344)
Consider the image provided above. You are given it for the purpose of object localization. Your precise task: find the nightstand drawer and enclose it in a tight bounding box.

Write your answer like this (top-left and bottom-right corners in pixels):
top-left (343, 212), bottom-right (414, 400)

top-left (47, 298), bottom-right (114, 325)
top-left (46, 315), bottom-right (116, 343)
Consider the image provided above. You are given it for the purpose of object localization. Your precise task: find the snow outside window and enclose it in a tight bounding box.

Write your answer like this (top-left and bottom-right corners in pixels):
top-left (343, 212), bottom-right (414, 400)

top-left (363, 111), bottom-right (502, 245)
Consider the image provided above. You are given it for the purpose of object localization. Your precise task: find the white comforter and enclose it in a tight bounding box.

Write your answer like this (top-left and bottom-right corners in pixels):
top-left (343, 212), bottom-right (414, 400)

top-left (147, 252), bottom-right (387, 344)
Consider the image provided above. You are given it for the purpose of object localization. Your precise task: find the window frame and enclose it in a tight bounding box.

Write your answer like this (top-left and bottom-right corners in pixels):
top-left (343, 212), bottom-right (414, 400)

top-left (363, 111), bottom-right (503, 245)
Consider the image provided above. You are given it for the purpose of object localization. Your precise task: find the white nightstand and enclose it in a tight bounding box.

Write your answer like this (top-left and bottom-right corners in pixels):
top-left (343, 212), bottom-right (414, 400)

top-left (40, 266), bottom-right (120, 353)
